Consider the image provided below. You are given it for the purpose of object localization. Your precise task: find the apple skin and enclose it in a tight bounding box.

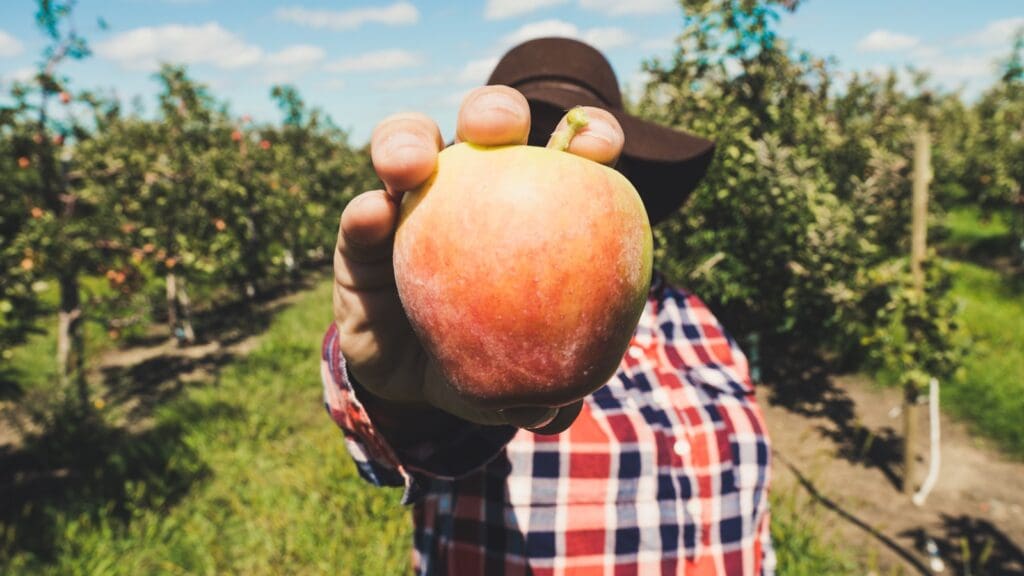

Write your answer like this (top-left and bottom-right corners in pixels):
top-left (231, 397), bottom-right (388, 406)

top-left (394, 142), bottom-right (653, 409)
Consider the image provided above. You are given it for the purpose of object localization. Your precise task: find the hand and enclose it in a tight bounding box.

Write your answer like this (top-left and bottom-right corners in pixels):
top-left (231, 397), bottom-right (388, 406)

top-left (333, 85), bottom-right (626, 433)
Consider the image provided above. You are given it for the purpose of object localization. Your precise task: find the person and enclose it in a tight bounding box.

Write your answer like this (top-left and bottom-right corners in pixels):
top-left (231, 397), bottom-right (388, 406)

top-left (323, 38), bottom-right (774, 575)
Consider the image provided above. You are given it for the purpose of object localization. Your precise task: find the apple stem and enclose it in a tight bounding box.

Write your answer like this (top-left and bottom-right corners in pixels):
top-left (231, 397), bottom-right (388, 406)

top-left (548, 106), bottom-right (589, 152)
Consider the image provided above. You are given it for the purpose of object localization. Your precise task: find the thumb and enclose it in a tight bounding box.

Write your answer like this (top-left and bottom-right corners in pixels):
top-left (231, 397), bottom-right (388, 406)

top-left (338, 190), bottom-right (398, 264)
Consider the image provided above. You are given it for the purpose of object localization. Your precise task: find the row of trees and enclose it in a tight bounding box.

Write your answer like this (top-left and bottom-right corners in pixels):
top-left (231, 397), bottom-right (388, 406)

top-left (1, 1), bottom-right (375, 409)
top-left (3, 0), bottom-right (1021, 416)
top-left (640, 0), bottom-right (1021, 392)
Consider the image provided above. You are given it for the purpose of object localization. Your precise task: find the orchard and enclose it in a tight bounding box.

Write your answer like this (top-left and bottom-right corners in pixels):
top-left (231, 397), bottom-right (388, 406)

top-left (0, 2), bottom-right (375, 410)
top-left (1, 0), bottom-right (1023, 574)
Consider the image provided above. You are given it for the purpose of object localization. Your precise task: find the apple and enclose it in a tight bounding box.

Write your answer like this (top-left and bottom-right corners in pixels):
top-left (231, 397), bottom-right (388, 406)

top-left (17, 157), bottom-right (30, 169)
top-left (231, 130), bottom-right (243, 142)
top-left (393, 117), bottom-right (652, 409)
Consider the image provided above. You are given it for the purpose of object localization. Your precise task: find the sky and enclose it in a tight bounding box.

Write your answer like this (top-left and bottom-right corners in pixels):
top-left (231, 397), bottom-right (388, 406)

top-left (0, 1), bottom-right (1021, 145)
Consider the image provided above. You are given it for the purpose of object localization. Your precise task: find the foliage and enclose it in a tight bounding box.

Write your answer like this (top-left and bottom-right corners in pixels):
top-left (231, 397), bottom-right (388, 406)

top-left (859, 258), bottom-right (964, 392)
top-left (969, 31), bottom-right (1024, 241)
top-left (2, 24), bottom-right (373, 373)
top-left (639, 0), bottom-right (968, 390)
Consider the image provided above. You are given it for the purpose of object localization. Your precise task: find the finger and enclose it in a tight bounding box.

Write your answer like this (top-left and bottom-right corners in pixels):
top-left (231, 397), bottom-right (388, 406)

top-left (456, 86), bottom-right (531, 147)
top-left (420, 361), bottom-right (508, 426)
top-left (527, 400), bottom-right (583, 435)
top-left (337, 190), bottom-right (398, 265)
top-left (371, 113), bottom-right (444, 194)
top-left (546, 106), bottom-right (624, 166)
top-left (500, 406), bottom-right (559, 430)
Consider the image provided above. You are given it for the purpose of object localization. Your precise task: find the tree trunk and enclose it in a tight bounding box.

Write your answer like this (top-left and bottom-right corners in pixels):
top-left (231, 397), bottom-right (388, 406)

top-left (904, 127), bottom-right (931, 495)
top-left (177, 276), bottom-right (196, 344)
top-left (166, 272), bottom-right (179, 340)
top-left (56, 272), bottom-right (87, 410)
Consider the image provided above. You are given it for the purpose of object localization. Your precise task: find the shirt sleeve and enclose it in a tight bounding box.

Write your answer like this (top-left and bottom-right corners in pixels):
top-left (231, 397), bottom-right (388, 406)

top-left (321, 323), bottom-right (517, 504)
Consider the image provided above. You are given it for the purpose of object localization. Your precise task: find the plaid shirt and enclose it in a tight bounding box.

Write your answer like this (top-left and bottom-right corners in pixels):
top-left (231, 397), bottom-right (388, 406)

top-left (322, 272), bottom-right (774, 575)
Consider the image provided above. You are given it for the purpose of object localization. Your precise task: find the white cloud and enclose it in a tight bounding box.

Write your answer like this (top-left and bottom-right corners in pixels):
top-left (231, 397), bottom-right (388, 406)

top-left (500, 20), bottom-right (633, 51)
top-left (275, 2), bottom-right (418, 30)
top-left (266, 44), bottom-right (325, 68)
top-left (918, 54), bottom-right (996, 82)
top-left (857, 29), bottom-right (920, 53)
top-left (96, 23), bottom-right (263, 70)
top-left (582, 27), bottom-right (633, 50)
top-left (502, 19), bottom-right (579, 46)
top-left (443, 89), bottom-right (471, 106)
top-left (484, 0), bottom-right (568, 20)
top-left (263, 45), bottom-right (326, 83)
top-left (641, 35), bottom-right (676, 52)
top-left (578, 0), bottom-right (675, 16)
top-left (0, 67), bottom-right (35, 89)
top-left (321, 78), bottom-right (347, 91)
top-left (458, 57), bottom-right (500, 84)
top-left (325, 49), bottom-right (422, 73)
top-left (957, 17), bottom-right (1024, 47)
top-left (0, 29), bottom-right (25, 58)
top-left (375, 74), bottom-right (446, 90)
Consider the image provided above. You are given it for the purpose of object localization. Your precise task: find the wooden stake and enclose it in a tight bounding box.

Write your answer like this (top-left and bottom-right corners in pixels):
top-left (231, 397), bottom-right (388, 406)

top-left (904, 126), bottom-right (931, 494)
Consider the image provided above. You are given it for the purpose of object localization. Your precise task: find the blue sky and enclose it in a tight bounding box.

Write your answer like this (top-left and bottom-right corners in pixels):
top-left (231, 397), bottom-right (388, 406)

top-left (0, 1), bottom-right (1021, 144)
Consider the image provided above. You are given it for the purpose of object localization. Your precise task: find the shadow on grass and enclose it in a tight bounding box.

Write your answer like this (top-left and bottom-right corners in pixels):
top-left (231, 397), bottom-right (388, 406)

top-left (763, 350), bottom-right (904, 490)
top-left (100, 273), bottom-right (321, 425)
top-left (774, 451), bottom-right (931, 576)
top-left (0, 368), bottom-right (23, 403)
top-left (0, 272), bottom-right (325, 567)
top-left (902, 516), bottom-right (1024, 576)
top-left (0, 399), bottom-right (239, 563)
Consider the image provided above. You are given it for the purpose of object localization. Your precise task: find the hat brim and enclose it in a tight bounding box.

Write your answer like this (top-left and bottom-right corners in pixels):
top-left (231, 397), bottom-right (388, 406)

top-left (516, 83), bottom-right (716, 224)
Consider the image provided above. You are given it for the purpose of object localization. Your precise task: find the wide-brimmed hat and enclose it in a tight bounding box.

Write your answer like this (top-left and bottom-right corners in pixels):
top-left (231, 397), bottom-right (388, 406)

top-left (487, 37), bottom-right (715, 224)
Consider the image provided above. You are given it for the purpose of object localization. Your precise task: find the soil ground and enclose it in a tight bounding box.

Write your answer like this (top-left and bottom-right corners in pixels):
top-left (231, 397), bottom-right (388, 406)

top-left (761, 373), bottom-right (1024, 575)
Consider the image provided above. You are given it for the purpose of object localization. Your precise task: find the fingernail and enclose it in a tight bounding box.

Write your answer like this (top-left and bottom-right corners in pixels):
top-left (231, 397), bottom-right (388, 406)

top-left (525, 408), bottom-right (558, 430)
top-left (472, 91), bottom-right (522, 118)
top-left (582, 119), bottom-right (617, 146)
top-left (382, 131), bottom-right (428, 158)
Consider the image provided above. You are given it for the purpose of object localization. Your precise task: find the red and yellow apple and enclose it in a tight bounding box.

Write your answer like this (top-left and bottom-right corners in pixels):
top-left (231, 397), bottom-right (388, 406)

top-left (394, 142), bottom-right (652, 408)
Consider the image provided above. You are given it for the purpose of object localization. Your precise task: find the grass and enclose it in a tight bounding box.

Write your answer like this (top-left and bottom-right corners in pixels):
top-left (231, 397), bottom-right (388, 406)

top-left (940, 205), bottom-right (1016, 256)
top-left (944, 261), bottom-right (1024, 457)
top-left (769, 486), bottom-right (858, 576)
top-left (1, 277), bottom-right (857, 574)
top-left (930, 205), bottom-right (1024, 457)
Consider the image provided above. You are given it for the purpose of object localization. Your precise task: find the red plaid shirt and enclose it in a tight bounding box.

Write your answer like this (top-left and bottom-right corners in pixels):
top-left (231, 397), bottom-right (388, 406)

top-left (322, 273), bottom-right (775, 575)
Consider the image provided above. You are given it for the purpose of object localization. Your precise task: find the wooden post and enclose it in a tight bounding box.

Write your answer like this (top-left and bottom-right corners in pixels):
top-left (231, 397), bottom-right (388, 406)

top-left (904, 126), bottom-right (931, 494)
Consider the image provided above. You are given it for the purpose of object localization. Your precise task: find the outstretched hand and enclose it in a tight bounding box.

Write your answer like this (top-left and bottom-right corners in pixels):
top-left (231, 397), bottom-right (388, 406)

top-left (333, 85), bottom-right (625, 433)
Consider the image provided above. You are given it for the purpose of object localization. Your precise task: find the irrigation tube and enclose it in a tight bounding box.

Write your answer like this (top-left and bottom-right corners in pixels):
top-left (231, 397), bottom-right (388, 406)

top-left (913, 377), bottom-right (941, 507)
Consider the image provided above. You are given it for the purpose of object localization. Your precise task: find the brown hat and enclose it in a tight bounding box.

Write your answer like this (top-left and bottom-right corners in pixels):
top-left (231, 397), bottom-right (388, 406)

top-left (487, 37), bottom-right (715, 224)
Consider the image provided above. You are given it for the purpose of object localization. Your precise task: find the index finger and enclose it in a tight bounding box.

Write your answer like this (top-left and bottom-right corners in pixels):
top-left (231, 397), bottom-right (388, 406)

top-left (371, 112), bottom-right (444, 194)
top-left (456, 86), bottom-right (531, 147)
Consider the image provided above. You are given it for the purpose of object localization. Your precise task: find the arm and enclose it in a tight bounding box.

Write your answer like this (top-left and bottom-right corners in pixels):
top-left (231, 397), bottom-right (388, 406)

top-left (326, 86), bottom-right (628, 494)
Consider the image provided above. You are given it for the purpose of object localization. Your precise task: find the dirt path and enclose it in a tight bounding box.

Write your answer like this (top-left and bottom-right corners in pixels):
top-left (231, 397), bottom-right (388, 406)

top-left (0, 284), bottom-right (311, 447)
top-left (761, 374), bottom-right (1024, 575)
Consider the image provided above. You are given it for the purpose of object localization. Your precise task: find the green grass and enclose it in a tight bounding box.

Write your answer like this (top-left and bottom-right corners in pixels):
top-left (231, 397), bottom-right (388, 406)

top-left (938, 205), bottom-right (1021, 270)
top-left (769, 486), bottom-right (858, 576)
top-left (944, 261), bottom-right (1024, 457)
top-left (1, 278), bottom-right (856, 574)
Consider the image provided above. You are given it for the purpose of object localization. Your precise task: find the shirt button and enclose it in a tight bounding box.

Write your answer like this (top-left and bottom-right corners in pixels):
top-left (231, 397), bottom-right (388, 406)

top-left (674, 439), bottom-right (691, 457)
